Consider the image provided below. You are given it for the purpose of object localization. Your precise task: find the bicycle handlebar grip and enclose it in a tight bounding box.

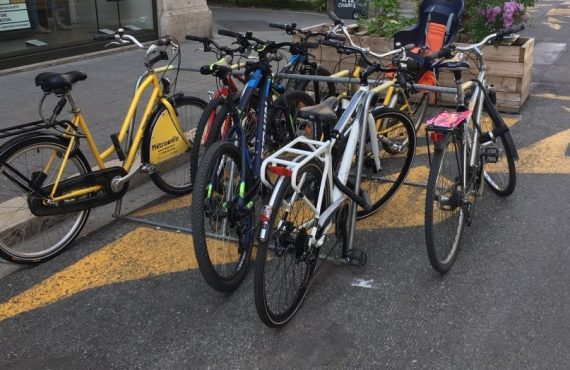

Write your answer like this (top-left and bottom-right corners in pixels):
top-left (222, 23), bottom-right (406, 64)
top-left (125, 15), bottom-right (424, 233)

top-left (218, 29), bottom-right (240, 38)
top-left (268, 23), bottom-right (287, 30)
top-left (403, 43), bottom-right (416, 51)
top-left (328, 11), bottom-right (344, 26)
top-left (496, 24), bottom-right (525, 38)
top-left (326, 33), bottom-right (346, 42)
top-left (320, 39), bottom-right (343, 48)
top-left (93, 34), bottom-right (115, 41)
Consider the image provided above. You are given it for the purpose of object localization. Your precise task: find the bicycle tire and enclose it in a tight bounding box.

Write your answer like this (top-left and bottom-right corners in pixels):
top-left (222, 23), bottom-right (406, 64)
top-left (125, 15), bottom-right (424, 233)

top-left (254, 160), bottom-right (328, 327)
top-left (143, 95), bottom-right (207, 195)
top-left (266, 90), bottom-right (317, 150)
top-left (425, 132), bottom-right (466, 273)
top-left (189, 96), bottom-right (227, 186)
top-left (479, 106), bottom-right (517, 196)
top-left (295, 66), bottom-right (336, 104)
top-left (206, 95), bottom-right (260, 152)
top-left (191, 141), bottom-right (254, 292)
top-left (0, 136), bottom-right (91, 264)
top-left (356, 107), bottom-right (416, 219)
top-left (409, 92), bottom-right (429, 132)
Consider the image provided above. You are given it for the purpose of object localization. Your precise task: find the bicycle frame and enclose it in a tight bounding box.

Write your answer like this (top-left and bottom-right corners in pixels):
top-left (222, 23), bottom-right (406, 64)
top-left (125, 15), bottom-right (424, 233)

top-left (260, 81), bottom-right (390, 251)
top-left (42, 67), bottom-right (185, 202)
top-left (215, 66), bottom-right (272, 203)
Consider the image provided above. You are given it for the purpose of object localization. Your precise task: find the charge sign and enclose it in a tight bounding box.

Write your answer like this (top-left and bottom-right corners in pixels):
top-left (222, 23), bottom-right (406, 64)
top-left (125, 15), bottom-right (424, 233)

top-left (334, 0), bottom-right (369, 19)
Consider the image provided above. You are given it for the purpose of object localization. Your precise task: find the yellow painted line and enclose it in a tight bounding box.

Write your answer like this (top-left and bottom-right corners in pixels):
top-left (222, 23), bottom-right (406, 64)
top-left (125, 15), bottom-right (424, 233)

top-left (503, 115), bottom-right (519, 128)
top-left (517, 128), bottom-right (570, 174)
top-left (131, 194), bottom-right (192, 217)
top-left (544, 22), bottom-right (562, 30)
top-left (547, 16), bottom-right (566, 24)
top-left (357, 166), bottom-right (429, 229)
top-left (0, 227), bottom-right (238, 322)
top-left (532, 93), bottom-right (570, 102)
top-left (547, 8), bottom-right (570, 16)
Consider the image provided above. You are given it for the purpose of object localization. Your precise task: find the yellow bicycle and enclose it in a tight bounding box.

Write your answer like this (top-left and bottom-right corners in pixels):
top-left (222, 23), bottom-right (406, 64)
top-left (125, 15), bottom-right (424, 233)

top-left (0, 32), bottom-right (206, 264)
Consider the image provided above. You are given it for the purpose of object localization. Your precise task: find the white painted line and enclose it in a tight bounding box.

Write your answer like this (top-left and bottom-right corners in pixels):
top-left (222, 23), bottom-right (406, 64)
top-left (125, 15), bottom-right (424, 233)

top-left (351, 279), bottom-right (376, 289)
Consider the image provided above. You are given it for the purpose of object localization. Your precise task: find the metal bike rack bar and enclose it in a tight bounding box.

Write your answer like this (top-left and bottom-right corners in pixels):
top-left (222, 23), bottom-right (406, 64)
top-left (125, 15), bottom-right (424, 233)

top-left (178, 65), bottom-right (383, 85)
top-left (112, 66), bottom-right (429, 235)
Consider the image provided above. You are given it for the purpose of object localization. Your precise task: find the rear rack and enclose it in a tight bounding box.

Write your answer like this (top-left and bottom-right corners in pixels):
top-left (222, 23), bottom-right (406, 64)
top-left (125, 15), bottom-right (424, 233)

top-left (0, 119), bottom-right (70, 139)
top-left (261, 136), bottom-right (330, 193)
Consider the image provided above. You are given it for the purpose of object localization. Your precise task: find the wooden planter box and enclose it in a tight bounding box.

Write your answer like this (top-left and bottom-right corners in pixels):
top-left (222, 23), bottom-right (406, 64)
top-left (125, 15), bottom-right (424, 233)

top-left (438, 37), bottom-right (534, 113)
top-left (295, 24), bottom-right (534, 113)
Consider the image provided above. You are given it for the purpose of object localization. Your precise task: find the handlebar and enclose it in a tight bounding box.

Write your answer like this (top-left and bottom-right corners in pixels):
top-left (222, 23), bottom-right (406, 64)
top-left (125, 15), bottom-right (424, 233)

top-left (455, 24), bottom-right (525, 52)
top-left (496, 24), bottom-right (525, 39)
top-left (328, 11), bottom-right (344, 26)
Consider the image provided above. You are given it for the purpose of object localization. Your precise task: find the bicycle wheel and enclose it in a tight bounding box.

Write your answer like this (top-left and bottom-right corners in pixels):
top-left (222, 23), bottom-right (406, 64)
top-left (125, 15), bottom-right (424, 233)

top-left (191, 141), bottom-right (254, 292)
top-left (479, 107), bottom-right (516, 196)
top-left (355, 107), bottom-right (416, 219)
top-left (266, 91), bottom-right (317, 151)
top-left (0, 136), bottom-right (91, 264)
top-left (189, 96), bottom-right (227, 186)
top-left (425, 132), bottom-right (466, 273)
top-left (206, 96), bottom-right (259, 152)
top-left (296, 66), bottom-right (336, 104)
top-left (254, 160), bottom-right (328, 327)
top-left (144, 96), bottom-right (206, 195)
top-left (408, 92), bottom-right (429, 131)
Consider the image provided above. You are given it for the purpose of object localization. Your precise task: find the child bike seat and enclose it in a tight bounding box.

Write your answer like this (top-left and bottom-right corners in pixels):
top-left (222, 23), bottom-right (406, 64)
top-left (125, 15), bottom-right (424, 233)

top-left (35, 71), bottom-right (88, 95)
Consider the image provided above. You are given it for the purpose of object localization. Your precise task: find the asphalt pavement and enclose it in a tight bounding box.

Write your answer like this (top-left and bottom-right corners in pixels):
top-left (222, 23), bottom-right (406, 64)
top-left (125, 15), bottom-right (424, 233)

top-left (0, 4), bottom-right (569, 369)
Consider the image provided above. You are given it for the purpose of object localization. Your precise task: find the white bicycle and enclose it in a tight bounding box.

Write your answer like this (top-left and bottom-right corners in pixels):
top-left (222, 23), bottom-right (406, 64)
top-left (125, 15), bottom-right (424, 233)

top-left (253, 42), bottom-right (417, 327)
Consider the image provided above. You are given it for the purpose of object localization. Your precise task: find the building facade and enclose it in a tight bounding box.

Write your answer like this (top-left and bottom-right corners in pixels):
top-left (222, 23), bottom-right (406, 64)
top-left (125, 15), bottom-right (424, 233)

top-left (0, 0), bottom-right (211, 70)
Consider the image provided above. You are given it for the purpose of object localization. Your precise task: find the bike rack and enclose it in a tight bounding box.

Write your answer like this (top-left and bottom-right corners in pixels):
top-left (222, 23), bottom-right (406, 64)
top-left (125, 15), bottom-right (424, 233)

top-left (110, 67), bottom-right (429, 235)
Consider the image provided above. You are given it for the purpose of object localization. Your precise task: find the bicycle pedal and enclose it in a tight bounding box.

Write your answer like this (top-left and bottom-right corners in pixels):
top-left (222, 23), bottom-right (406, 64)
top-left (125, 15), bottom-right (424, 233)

top-left (140, 163), bottom-right (158, 174)
top-left (481, 146), bottom-right (500, 164)
top-left (347, 248), bottom-right (367, 267)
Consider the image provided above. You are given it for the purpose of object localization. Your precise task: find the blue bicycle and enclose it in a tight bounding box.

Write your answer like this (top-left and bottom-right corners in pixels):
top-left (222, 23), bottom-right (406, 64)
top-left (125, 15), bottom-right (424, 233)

top-left (190, 30), bottom-right (320, 292)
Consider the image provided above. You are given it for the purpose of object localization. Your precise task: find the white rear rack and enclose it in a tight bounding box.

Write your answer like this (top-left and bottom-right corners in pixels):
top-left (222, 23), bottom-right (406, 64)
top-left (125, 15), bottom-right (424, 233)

top-left (260, 136), bottom-right (331, 193)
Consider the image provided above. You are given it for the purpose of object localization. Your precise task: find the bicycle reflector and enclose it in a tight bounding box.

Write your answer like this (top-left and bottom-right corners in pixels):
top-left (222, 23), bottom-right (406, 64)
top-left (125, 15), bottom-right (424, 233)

top-left (260, 205), bottom-right (273, 223)
top-left (430, 132), bottom-right (445, 143)
top-left (268, 165), bottom-right (293, 177)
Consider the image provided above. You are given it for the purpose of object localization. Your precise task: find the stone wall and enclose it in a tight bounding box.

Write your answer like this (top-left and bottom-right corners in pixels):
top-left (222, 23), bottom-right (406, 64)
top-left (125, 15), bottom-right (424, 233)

top-left (156, 0), bottom-right (213, 40)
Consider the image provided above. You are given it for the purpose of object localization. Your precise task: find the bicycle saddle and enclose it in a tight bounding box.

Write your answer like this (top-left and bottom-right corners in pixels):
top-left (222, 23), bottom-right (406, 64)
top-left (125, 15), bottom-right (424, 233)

top-left (433, 60), bottom-right (470, 72)
top-left (298, 96), bottom-right (338, 121)
top-left (35, 71), bottom-right (88, 95)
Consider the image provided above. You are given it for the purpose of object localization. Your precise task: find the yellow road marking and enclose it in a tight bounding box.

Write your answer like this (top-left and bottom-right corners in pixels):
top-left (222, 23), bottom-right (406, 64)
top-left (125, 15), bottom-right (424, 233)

top-left (357, 166), bottom-right (429, 229)
top-left (547, 16), bottom-right (566, 24)
top-left (544, 22), bottom-right (562, 30)
top-left (131, 195), bottom-right (192, 217)
top-left (0, 227), bottom-right (238, 322)
top-left (547, 8), bottom-right (570, 16)
top-left (563, 106), bottom-right (570, 113)
top-left (517, 128), bottom-right (570, 174)
top-left (532, 93), bottom-right (570, 102)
